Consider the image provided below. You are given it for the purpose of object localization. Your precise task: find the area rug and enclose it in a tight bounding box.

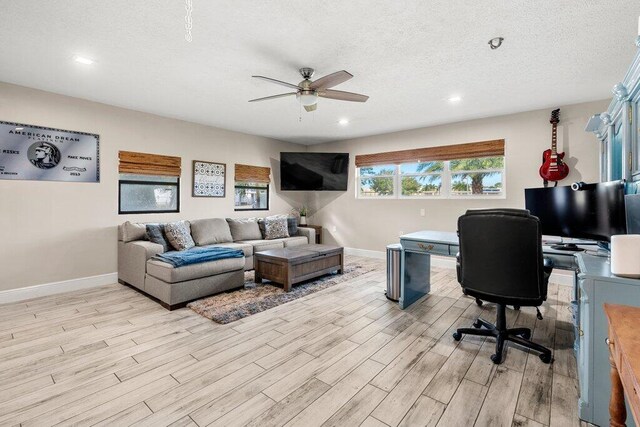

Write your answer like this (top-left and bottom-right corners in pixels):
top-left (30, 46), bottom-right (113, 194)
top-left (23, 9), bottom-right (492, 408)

top-left (188, 259), bottom-right (382, 324)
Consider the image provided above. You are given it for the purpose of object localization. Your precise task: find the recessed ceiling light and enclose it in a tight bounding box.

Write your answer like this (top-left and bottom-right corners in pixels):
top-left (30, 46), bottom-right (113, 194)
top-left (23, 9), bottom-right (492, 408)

top-left (73, 56), bottom-right (94, 65)
top-left (448, 96), bottom-right (462, 103)
top-left (338, 119), bottom-right (349, 125)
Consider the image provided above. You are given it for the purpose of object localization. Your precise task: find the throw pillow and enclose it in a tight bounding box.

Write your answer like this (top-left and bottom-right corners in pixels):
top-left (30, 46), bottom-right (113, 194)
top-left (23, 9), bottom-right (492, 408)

top-left (257, 215), bottom-right (288, 239)
top-left (226, 218), bottom-right (262, 241)
top-left (264, 217), bottom-right (290, 240)
top-left (121, 221), bottom-right (147, 242)
top-left (146, 224), bottom-right (170, 252)
top-left (190, 218), bottom-right (233, 246)
top-left (164, 221), bottom-right (195, 251)
top-left (287, 216), bottom-right (298, 236)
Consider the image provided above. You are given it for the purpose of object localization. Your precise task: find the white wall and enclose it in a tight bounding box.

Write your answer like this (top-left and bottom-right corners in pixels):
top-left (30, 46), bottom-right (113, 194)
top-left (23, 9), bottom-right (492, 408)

top-left (0, 82), bottom-right (305, 292)
top-left (307, 100), bottom-right (608, 252)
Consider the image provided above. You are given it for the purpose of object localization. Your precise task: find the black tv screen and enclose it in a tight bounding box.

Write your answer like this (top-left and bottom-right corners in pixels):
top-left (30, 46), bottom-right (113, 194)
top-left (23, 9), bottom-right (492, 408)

top-left (524, 180), bottom-right (627, 242)
top-left (280, 152), bottom-right (349, 191)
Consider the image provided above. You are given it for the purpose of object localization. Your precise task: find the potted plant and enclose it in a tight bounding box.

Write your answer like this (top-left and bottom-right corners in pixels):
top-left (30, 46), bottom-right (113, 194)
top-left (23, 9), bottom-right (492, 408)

top-left (298, 206), bottom-right (308, 225)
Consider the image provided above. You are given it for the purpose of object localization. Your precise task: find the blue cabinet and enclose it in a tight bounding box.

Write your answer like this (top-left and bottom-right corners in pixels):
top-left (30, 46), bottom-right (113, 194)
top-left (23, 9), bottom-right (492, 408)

top-left (574, 253), bottom-right (640, 426)
top-left (586, 36), bottom-right (640, 182)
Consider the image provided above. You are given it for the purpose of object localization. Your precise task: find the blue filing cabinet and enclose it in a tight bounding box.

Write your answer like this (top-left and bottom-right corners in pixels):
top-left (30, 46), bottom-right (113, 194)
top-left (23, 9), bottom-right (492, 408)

top-left (575, 253), bottom-right (640, 427)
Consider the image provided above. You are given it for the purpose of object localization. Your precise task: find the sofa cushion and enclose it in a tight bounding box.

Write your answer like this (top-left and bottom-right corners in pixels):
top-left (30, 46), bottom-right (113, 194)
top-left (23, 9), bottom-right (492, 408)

top-left (280, 236), bottom-right (308, 247)
top-left (121, 221), bottom-right (147, 243)
top-left (146, 224), bottom-right (170, 252)
top-left (191, 218), bottom-right (233, 246)
top-left (238, 239), bottom-right (285, 252)
top-left (204, 242), bottom-right (253, 257)
top-left (227, 218), bottom-right (262, 241)
top-left (264, 216), bottom-right (290, 240)
top-left (146, 256), bottom-right (244, 283)
top-left (164, 221), bottom-right (195, 251)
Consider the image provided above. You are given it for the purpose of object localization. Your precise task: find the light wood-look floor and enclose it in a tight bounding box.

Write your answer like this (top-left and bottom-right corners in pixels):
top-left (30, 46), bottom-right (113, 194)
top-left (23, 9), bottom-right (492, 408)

top-left (0, 256), bottom-right (587, 427)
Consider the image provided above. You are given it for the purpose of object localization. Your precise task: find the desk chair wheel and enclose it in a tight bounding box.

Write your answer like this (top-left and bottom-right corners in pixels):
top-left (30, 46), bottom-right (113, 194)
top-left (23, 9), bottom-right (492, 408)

top-left (513, 305), bottom-right (520, 311)
top-left (490, 353), bottom-right (503, 364)
top-left (539, 353), bottom-right (554, 364)
top-left (475, 298), bottom-right (483, 307)
top-left (472, 319), bottom-right (483, 328)
top-left (452, 332), bottom-right (462, 341)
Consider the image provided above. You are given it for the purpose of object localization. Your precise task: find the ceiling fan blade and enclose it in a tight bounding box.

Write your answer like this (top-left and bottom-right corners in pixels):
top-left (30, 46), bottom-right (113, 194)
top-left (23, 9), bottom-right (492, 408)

top-left (318, 89), bottom-right (369, 102)
top-left (252, 75), bottom-right (300, 90)
top-left (309, 70), bottom-right (353, 90)
top-left (248, 92), bottom-right (296, 102)
top-left (304, 104), bottom-right (317, 112)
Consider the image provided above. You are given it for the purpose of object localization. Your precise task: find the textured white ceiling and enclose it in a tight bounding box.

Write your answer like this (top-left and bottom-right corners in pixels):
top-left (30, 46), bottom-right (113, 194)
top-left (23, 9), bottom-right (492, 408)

top-left (0, 1), bottom-right (639, 144)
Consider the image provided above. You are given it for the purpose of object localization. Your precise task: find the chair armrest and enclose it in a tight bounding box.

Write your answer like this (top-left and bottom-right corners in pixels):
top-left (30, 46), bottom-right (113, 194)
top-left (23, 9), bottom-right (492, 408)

top-left (118, 241), bottom-right (164, 290)
top-left (296, 227), bottom-right (316, 244)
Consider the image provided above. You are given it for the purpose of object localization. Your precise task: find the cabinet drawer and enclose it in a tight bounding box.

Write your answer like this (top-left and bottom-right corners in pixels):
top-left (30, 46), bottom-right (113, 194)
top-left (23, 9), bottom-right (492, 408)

top-left (401, 240), bottom-right (451, 256)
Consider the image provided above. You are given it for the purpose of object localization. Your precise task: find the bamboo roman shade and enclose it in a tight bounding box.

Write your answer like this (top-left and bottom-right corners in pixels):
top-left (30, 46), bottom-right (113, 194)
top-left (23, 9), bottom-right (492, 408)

top-left (354, 139), bottom-right (505, 167)
top-left (235, 163), bottom-right (271, 183)
top-left (118, 151), bottom-right (182, 176)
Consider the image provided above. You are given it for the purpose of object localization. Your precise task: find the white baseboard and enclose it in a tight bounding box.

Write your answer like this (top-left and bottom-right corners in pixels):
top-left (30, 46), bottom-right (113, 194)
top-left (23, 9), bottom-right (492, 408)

top-left (0, 272), bottom-right (118, 305)
top-left (345, 247), bottom-right (574, 286)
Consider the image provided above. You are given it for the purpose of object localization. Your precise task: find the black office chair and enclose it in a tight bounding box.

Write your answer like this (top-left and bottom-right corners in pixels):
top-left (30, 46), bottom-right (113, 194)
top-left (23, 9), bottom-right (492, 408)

top-left (452, 209), bottom-right (554, 364)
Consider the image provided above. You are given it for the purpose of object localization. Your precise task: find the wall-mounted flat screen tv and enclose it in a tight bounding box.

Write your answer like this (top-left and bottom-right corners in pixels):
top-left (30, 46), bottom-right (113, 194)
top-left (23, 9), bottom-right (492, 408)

top-left (280, 152), bottom-right (349, 191)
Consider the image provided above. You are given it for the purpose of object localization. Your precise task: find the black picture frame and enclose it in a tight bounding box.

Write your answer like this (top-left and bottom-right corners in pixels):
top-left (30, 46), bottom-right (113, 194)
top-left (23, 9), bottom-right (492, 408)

top-left (192, 160), bottom-right (226, 198)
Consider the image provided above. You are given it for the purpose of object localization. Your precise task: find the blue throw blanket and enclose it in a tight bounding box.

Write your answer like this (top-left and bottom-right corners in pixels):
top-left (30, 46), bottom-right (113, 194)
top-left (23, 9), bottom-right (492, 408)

top-left (154, 246), bottom-right (244, 268)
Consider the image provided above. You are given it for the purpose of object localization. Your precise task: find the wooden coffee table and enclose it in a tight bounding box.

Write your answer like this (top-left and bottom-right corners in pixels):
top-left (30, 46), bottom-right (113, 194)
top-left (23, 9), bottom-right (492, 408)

top-left (254, 244), bottom-right (344, 292)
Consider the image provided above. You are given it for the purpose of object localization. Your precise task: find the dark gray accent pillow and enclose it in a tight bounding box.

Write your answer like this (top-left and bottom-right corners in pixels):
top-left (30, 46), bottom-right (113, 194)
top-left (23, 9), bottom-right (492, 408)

top-left (146, 224), bottom-right (170, 252)
top-left (287, 216), bottom-right (298, 236)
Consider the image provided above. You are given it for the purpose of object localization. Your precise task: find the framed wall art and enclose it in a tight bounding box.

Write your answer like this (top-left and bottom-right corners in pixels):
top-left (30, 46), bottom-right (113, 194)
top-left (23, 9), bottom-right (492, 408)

top-left (192, 160), bottom-right (225, 197)
top-left (0, 120), bottom-right (99, 182)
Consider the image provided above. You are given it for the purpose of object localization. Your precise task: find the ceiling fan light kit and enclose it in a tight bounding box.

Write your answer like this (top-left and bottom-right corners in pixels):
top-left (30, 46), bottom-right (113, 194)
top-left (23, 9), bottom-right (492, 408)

top-left (250, 67), bottom-right (369, 112)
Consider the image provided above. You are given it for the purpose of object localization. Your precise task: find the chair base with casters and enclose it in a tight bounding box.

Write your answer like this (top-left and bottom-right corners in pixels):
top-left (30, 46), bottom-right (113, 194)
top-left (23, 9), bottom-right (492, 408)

top-left (453, 303), bottom-right (553, 365)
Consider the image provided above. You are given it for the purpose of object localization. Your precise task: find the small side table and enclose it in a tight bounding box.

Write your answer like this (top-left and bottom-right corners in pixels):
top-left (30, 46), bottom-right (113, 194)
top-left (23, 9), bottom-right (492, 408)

top-left (303, 225), bottom-right (322, 244)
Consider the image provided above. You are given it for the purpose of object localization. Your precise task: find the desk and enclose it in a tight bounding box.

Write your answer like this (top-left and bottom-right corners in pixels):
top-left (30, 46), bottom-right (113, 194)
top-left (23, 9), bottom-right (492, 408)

top-left (398, 230), bottom-right (579, 309)
top-left (397, 230), bottom-right (640, 426)
top-left (605, 304), bottom-right (640, 427)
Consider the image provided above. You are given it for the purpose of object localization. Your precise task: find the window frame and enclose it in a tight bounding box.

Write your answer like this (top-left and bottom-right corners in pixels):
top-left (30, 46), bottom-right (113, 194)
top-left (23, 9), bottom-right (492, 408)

top-left (118, 176), bottom-right (181, 214)
top-left (234, 182), bottom-right (270, 211)
top-left (357, 165), bottom-right (397, 199)
top-left (356, 157), bottom-right (506, 200)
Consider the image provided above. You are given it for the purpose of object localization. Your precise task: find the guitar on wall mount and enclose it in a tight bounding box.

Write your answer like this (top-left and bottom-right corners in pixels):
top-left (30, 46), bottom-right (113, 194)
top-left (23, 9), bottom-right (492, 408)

top-left (539, 108), bottom-right (569, 183)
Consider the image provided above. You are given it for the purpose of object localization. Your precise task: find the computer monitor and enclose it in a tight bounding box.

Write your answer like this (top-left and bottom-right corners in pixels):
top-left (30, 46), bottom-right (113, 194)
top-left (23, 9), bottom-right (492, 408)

top-left (524, 181), bottom-right (627, 249)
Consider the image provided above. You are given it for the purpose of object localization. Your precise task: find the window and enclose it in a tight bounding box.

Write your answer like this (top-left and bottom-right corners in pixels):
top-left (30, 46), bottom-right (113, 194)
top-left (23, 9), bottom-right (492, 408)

top-left (118, 151), bottom-right (181, 214)
top-left (119, 174), bottom-right (180, 214)
top-left (234, 163), bottom-right (271, 211)
top-left (234, 182), bottom-right (269, 211)
top-left (354, 140), bottom-right (506, 199)
top-left (400, 161), bottom-right (444, 197)
top-left (359, 165), bottom-right (396, 198)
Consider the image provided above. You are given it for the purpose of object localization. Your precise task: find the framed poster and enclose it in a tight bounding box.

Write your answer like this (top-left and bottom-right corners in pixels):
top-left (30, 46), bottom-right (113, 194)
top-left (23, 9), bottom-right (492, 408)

top-left (0, 121), bottom-right (99, 182)
top-left (192, 160), bottom-right (225, 197)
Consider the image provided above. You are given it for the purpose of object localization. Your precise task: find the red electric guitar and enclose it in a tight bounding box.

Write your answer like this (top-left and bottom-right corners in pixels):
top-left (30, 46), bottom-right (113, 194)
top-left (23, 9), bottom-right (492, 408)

top-left (539, 108), bottom-right (569, 182)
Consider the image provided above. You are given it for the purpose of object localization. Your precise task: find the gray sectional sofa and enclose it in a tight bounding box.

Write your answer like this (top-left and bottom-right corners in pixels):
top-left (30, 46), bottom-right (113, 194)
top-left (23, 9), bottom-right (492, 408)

top-left (117, 217), bottom-right (315, 309)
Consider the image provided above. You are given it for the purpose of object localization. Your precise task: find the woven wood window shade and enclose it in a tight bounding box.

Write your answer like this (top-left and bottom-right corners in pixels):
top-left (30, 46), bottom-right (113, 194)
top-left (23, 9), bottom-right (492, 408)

top-left (235, 164), bottom-right (271, 183)
top-left (118, 151), bottom-right (181, 176)
top-left (354, 139), bottom-right (505, 167)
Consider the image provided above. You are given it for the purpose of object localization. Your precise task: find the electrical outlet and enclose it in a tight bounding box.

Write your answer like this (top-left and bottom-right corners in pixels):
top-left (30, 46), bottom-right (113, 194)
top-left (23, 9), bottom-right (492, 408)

top-left (420, 208), bottom-right (425, 216)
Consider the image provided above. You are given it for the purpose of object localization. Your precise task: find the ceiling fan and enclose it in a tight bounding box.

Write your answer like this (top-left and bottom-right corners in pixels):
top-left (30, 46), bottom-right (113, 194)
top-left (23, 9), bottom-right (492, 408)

top-left (249, 67), bottom-right (369, 112)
